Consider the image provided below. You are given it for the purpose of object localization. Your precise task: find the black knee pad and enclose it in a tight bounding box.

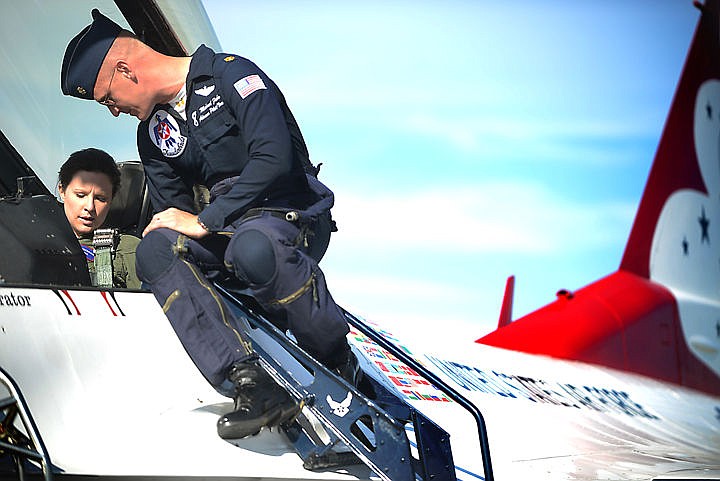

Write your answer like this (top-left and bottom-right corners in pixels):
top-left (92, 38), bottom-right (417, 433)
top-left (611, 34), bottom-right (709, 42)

top-left (136, 231), bottom-right (176, 282)
top-left (231, 229), bottom-right (276, 285)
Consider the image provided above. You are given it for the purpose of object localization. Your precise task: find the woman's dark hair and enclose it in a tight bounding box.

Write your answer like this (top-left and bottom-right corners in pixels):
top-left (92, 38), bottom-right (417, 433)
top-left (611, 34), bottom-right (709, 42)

top-left (58, 148), bottom-right (121, 196)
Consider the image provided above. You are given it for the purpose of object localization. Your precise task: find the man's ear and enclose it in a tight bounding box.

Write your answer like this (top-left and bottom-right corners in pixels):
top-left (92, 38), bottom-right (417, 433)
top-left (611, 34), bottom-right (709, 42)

top-left (116, 60), bottom-right (136, 82)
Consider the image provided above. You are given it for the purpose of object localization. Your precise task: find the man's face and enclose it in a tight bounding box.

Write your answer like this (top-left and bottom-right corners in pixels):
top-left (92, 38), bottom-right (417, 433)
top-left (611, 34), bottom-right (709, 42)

top-left (93, 61), bottom-right (154, 121)
top-left (59, 170), bottom-right (114, 237)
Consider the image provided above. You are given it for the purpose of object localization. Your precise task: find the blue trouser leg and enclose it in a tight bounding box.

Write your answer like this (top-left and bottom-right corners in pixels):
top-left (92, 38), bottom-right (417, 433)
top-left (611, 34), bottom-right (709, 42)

top-left (136, 228), bottom-right (254, 393)
top-left (226, 214), bottom-right (350, 365)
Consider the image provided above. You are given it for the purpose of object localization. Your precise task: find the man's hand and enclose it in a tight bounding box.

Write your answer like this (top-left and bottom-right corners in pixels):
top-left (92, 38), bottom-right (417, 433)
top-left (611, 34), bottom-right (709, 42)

top-left (143, 207), bottom-right (209, 239)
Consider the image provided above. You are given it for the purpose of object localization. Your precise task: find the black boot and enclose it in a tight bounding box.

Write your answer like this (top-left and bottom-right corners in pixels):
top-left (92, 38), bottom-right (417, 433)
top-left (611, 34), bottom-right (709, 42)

top-left (328, 347), bottom-right (377, 399)
top-left (331, 350), bottom-right (363, 388)
top-left (217, 360), bottom-right (299, 439)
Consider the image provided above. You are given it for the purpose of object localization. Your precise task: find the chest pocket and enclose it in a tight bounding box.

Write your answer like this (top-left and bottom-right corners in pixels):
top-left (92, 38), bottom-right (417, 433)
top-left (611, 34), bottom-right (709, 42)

top-left (192, 106), bottom-right (236, 147)
top-left (190, 99), bottom-right (248, 176)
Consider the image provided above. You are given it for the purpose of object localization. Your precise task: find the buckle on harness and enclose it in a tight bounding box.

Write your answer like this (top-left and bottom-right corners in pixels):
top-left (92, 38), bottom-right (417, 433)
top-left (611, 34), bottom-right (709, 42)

top-left (92, 228), bottom-right (118, 250)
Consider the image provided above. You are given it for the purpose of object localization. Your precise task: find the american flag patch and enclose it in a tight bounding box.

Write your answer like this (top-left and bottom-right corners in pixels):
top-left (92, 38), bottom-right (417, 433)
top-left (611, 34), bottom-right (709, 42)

top-left (234, 74), bottom-right (267, 99)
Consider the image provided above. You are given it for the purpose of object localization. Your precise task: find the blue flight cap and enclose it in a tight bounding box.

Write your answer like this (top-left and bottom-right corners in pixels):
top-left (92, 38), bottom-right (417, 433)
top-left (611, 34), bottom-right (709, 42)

top-left (61, 9), bottom-right (123, 100)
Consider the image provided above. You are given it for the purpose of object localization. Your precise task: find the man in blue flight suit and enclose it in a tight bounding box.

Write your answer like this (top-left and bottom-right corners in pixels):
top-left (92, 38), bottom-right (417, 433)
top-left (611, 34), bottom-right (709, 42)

top-left (61, 9), bottom-right (360, 439)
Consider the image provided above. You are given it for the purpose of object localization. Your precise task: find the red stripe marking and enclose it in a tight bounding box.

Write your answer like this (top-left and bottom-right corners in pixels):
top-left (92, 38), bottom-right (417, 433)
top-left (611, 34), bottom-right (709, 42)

top-left (61, 290), bottom-right (81, 315)
top-left (100, 292), bottom-right (117, 316)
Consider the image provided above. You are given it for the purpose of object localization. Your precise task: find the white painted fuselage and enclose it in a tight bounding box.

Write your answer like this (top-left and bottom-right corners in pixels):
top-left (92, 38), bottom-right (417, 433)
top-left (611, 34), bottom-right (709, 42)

top-left (1, 286), bottom-right (718, 481)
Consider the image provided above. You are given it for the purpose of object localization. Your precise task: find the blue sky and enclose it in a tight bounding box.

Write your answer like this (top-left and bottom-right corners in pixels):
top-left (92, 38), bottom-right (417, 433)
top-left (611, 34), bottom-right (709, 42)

top-left (202, 1), bottom-right (699, 340)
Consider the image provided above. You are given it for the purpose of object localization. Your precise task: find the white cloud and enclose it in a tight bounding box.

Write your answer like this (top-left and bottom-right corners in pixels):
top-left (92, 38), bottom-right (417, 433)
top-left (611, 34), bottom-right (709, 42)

top-left (330, 181), bottom-right (635, 255)
top-left (329, 274), bottom-right (499, 341)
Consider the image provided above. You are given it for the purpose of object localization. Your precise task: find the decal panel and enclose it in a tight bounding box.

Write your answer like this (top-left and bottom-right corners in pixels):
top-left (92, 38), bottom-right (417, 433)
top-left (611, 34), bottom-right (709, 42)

top-left (348, 319), bottom-right (720, 480)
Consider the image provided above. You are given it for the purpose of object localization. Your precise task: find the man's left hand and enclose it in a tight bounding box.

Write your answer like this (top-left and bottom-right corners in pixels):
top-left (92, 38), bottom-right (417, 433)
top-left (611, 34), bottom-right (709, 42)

top-left (143, 207), bottom-right (209, 239)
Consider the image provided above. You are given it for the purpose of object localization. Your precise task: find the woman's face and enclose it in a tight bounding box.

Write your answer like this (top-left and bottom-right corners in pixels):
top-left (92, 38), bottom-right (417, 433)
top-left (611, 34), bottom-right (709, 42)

top-left (59, 170), bottom-right (114, 237)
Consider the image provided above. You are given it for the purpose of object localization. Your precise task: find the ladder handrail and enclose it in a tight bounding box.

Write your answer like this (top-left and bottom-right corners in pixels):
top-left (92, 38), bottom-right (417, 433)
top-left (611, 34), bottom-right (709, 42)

top-left (0, 367), bottom-right (53, 481)
top-left (342, 309), bottom-right (495, 481)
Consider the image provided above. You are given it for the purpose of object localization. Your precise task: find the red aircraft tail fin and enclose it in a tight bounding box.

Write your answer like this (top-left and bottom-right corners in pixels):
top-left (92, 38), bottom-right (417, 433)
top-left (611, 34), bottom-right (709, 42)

top-left (620, 0), bottom-right (716, 278)
top-left (477, 1), bottom-right (720, 396)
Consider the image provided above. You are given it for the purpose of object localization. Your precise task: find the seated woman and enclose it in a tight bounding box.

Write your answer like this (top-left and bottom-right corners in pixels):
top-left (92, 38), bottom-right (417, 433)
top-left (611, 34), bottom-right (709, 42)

top-left (58, 148), bottom-right (141, 289)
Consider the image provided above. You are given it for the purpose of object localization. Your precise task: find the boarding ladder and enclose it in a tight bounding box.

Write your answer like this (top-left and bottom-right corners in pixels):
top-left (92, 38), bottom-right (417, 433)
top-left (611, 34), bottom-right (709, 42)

top-left (216, 285), bottom-right (495, 481)
top-left (0, 367), bottom-right (53, 481)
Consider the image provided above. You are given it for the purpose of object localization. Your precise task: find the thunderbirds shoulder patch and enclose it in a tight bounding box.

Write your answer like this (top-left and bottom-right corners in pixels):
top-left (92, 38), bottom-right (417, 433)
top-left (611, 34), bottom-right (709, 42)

top-left (148, 110), bottom-right (186, 158)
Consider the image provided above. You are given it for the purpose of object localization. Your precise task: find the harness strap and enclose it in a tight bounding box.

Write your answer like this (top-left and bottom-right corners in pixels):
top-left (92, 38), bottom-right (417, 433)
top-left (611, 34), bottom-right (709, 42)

top-left (236, 207), bottom-right (311, 248)
top-left (239, 207), bottom-right (300, 224)
top-left (92, 228), bottom-right (118, 289)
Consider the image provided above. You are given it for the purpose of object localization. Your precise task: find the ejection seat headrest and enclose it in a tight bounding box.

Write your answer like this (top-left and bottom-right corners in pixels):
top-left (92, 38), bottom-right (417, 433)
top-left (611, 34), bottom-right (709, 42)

top-left (104, 160), bottom-right (151, 237)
